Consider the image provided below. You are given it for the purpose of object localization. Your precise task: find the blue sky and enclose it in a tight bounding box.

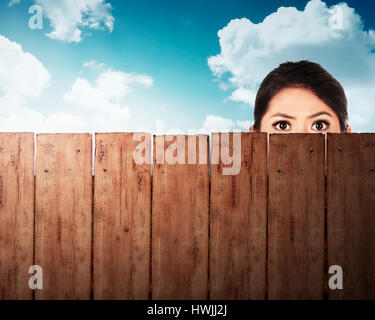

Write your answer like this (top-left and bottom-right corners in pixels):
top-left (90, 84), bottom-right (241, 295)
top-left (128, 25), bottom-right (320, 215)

top-left (1, 0), bottom-right (375, 133)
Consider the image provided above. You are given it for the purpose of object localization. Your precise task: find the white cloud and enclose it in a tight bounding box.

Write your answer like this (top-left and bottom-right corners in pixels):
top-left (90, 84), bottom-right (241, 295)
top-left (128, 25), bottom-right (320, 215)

top-left (228, 87), bottom-right (257, 106)
top-left (0, 35), bottom-right (50, 109)
top-left (236, 120), bottom-right (251, 131)
top-left (0, 66), bottom-right (154, 133)
top-left (208, 0), bottom-right (375, 132)
top-left (197, 115), bottom-right (251, 134)
top-left (8, 0), bottom-right (20, 7)
top-left (64, 68), bottom-right (154, 132)
top-left (0, 35), bottom-right (153, 133)
top-left (65, 69), bottom-right (153, 108)
top-left (145, 117), bottom-right (250, 135)
top-left (0, 35), bottom-right (87, 133)
top-left (201, 114), bottom-right (235, 133)
top-left (83, 60), bottom-right (105, 70)
top-left (36, 0), bottom-right (114, 42)
top-left (0, 108), bottom-right (89, 133)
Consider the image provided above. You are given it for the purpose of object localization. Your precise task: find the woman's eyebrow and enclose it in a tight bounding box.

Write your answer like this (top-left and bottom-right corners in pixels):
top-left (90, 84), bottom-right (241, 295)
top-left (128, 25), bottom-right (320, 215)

top-left (307, 111), bottom-right (333, 119)
top-left (271, 111), bottom-right (333, 119)
top-left (271, 112), bottom-right (296, 119)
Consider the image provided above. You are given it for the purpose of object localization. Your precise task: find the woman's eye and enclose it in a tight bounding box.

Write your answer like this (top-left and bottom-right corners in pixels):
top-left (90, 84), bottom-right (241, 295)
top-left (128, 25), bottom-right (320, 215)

top-left (273, 121), bottom-right (290, 131)
top-left (312, 120), bottom-right (329, 131)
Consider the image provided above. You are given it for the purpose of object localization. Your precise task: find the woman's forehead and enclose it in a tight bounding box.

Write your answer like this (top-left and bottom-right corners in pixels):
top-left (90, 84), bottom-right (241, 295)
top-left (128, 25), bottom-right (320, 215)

top-left (266, 87), bottom-right (336, 117)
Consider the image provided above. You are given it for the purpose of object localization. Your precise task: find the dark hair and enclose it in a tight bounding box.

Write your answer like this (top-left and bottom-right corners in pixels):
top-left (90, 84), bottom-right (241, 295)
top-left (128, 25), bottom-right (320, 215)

top-left (253, 60), bottom-right (348, 132)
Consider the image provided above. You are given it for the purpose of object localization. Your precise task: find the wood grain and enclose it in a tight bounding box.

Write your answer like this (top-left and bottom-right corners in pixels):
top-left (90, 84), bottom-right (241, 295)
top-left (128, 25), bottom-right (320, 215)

top-left (327, 133), bottom-right (375, 299)
top-left (93, 133), bottom-right (151, 299)
top-left (210, 132), bottom-right (267, 299)
top-left (35, 134), bottom-right (92, 300)
top-left (268, 133), bottom-right (325, 300)
top-left (152, 135), bottom-right (209, 299)
top-left (0, 133), bottom-right (34, 300)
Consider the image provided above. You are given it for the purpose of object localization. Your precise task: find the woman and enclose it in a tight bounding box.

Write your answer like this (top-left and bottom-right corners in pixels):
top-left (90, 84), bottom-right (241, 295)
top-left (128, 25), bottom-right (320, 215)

top-left (249, 60), bottom-right (351, 133)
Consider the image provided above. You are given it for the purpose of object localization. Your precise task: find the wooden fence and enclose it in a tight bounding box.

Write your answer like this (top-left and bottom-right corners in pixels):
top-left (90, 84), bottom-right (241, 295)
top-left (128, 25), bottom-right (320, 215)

top-left (0, 132), bottom-right (374, 300)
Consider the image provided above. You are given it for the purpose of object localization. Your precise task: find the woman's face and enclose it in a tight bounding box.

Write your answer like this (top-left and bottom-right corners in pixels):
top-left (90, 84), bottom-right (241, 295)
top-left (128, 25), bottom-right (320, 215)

top-left (252, 87), bottom-right (350, 133)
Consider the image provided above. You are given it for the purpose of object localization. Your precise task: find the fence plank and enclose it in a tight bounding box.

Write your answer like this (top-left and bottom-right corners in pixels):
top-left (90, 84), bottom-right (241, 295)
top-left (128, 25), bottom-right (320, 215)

top-left (327, 133), bottom-right (375, 299)
top-left (35, 134), bottom-right (92, 299)
top-left (268, 133), bottom-right (325, 299)
top-left (93, 133), bottom-right (151, 299)
top-left (210, 132), bottom-right (267, 299)
top-left (152, 135), bottom-right (209, 299)
top-left (0, 133), bottom-right (34, 300)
